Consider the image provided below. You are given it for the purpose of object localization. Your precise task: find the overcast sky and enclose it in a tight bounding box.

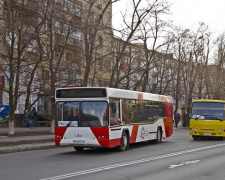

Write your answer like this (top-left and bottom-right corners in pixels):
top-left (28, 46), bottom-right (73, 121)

top-left (167, 0), bottom-right (225, 35)
top-left (112, 0), bottom-right (225, 36)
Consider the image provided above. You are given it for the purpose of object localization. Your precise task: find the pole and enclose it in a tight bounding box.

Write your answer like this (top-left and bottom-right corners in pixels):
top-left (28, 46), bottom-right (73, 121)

top-left (184, 52), bottom-right (192, 127)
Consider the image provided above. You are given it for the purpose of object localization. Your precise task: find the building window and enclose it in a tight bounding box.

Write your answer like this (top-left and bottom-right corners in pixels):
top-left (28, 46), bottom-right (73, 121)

top-left (68, 72), bottom-right (74, 81)
top-left (26, 39), bottom-right (37, 53)
top-left (4, 8), bottom-right (10, 26)
top-left (42, 44), bottom-right (48, 57)
top-left (62, 24), bottom-right (69, 35)
top-left (43, 19), bottom-right (49, 31)
top-left (54, 21), bottom-right (60, 33)
top-left (97, 58), bottom-right (103, 70)
top-left (137, 60), bottom-right (144, 69)
top-left (42, 70), bottom-right (49, 81)
top-left (55, 0), bottom-right (62, 9)
top-left (43, 0), bottom-right (48, 7)
top-left (87, 79), bottom-right (93, 87)
top-left (68, 1), bottom-right (73, 13)
top-left (70, 28), bottom-right (81, 41)
top-left (98, 80), bottom-right (103, 86)
top-left (6, 32), bottom-right (17, 48)
top-left (97, 0), bottom-right (102, 9)
top-left (66, 53), bottom-right (72, 61)
top-left (124, 56), bottom-right (129, 64)
top-left (63, 0), bottom-right (68, 11)
top-left (104, 80), bottom-right (109, 87)
top-left (74, 3), bottom-right (81, 17)
top-left (98, 36), bottom-right (103, 48)
top-left (105, 60), bottom-right (111, 71)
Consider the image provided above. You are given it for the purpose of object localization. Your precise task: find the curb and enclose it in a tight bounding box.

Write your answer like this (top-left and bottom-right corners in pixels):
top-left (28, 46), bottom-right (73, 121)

top-left (0, 138), bottom-right (54, 146)
top-left (0, 132), bottom-right (51, 137)
top-left (0, 142), bottom-right (55, 154)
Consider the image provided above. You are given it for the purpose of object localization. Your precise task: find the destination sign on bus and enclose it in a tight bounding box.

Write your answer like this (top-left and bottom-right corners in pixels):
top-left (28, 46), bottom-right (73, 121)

top-left (56, 88), bottom-right (107, 98)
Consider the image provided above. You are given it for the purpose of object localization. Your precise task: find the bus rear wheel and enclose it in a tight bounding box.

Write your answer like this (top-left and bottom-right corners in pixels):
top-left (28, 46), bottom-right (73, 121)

top-left (154, 128), bottom-right (162, 144)
top-left (74, 147), bottom-right (84, 151)
top-left (118, 131), bottom-right (129, 151)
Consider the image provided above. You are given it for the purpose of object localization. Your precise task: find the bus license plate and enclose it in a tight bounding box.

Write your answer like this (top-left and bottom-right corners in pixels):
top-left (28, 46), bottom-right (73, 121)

top-left (202, 133), bottom-right (213, 136)
top-left (73, 140), bottom-right (85, 144)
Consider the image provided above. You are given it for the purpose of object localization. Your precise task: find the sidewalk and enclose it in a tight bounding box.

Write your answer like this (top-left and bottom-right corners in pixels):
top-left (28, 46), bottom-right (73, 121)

top-left (0, 127), bottom-right (55, 154)
top-left (0, 127), bottom-right (51, 136)
top-left (174, 119), bottom-right (190, 129)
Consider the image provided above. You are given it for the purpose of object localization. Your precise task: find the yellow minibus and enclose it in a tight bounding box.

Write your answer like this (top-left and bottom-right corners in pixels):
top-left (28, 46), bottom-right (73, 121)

top-left (190, 100), bottom-right (225, 140)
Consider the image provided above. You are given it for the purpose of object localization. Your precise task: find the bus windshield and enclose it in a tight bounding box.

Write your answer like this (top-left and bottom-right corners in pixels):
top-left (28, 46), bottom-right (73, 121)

top-left (57, 101), bottom-right (109, 127)
top-left (192, 102), bottom-right (225, 120)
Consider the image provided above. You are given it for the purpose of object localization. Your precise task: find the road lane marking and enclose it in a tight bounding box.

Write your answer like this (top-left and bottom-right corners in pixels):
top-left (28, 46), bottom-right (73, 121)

top-left (169, 160), bottom-right (200, 169)
top-left (40, 143), bottom-right (225, 180)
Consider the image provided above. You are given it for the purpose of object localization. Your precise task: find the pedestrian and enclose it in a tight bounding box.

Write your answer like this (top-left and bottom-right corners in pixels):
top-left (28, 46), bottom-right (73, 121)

top-left (174, 112), bottom-right (178, 128)
top-left (23, 110), bottom-right (29, 127)
top-left (30, 107), bottom-right (37, 129)
top-left (177, 113), bottom-right (181, 127)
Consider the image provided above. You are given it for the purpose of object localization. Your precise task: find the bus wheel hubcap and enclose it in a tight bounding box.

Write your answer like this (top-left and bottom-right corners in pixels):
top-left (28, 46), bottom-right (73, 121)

top-left (123, 135), bottom-right (127, 147)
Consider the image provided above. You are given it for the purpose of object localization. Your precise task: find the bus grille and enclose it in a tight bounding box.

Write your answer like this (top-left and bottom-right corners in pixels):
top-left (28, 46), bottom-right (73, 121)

top-left (201, 129), bottom-right (214, 131)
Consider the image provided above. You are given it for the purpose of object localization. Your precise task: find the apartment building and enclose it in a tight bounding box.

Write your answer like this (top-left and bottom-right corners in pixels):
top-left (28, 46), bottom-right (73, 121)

top-left (0, 0), bottom-right (177, 123)
top-left (0, 0), bottom-right (113, 116)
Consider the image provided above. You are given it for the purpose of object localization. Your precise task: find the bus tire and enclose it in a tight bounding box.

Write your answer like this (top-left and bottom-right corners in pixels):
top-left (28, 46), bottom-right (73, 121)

top-left (74, 147), bottom-right (84, 151)
top-left (118, 131), bottom-right (129, 151)
top-left (154, 128), bottom-right (162, 144)
top-left (192, 135), bottom-right (198, 140)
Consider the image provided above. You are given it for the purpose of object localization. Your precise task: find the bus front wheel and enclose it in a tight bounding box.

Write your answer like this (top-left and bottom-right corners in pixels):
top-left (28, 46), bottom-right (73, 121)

top-left (154, 128), bottom-right (162, 144)
top-left (118, 131), bottom-right (129, 151)
top-left (192, 135), bottom-right (198, 140)
top-left (74, 147), bottom-right (84, 151)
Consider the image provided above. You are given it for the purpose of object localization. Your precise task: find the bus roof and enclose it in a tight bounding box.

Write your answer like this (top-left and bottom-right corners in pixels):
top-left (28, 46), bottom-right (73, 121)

top-left (55, 87), bottom-right (173, 103)
top-left (193, 99), bottom-right (225, 103)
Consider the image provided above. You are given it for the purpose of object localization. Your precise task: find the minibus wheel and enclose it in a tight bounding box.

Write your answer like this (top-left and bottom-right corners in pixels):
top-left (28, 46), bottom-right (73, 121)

top-left (192, 135), bottom-right (198, 140)
top-left (74, 147), bottom-right (84, 151)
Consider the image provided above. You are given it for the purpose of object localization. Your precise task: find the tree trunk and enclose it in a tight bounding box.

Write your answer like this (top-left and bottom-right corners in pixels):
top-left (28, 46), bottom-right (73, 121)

top-left (8, 121), bottom-right (14, 136)
top-left (50, 98), bottom-right (56, 134)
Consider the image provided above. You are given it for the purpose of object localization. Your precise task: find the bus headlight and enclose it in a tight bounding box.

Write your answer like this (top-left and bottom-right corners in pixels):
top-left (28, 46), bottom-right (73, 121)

top-left (191, 128), bottom-right (198, 131)
top-left (56, 135), bottom-right (62, 138)
top-left (218, 129), bottom-right (224, 132)
top-left (98, 135), bottom-right (107, 139)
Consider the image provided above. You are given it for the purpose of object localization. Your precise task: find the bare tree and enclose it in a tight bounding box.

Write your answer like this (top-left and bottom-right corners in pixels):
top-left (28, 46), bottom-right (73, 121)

top-left (149, 52), bottom-right (173, 94)
top-left (36, 0), bottom-right (83, 133)
top-left (80, 0), bottom-right (117, 86)
top-left (210, 32), bottom-right (225, 99)
top-left (0, 0), bottom-right (46, 135)
top-left (167, 27), bottom-right (190, 113)
top-left (137, 2), bottom-right (170, 92)
top-left (109, 0), bottom-right (169, 88)
top-left (169, 23), bottom-right (213, 114)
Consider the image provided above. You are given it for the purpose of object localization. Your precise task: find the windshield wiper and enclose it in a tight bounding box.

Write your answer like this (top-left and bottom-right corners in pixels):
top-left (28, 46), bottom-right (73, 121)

top-left (66, 121), bottom-right (72, 127)
top-left (194, 114), bottom-right (210, 120)
top-left (194, 114), bottom-right (223, 121)
top-left (207, 116), bottom-right (223, 121)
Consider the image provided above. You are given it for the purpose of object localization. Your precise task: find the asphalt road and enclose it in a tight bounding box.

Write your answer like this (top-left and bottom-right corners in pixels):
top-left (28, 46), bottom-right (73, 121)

top-left (1, 128), bottom-right (225, 180)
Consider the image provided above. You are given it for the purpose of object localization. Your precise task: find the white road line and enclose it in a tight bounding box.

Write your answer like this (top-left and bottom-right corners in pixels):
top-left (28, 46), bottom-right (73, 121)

top-left (169, 160), bottom-right (200, 169)
top-left (40, 143), bottom-right (225, 180)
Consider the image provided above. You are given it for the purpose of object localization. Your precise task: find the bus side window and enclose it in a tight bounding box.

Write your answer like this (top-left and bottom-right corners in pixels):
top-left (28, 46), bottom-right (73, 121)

top-left (109, 101), bottom-right (120, 125)
top-left (122, 99), bottom-right (131, 124)
top-left (111, 102), bottom-right (117, 114)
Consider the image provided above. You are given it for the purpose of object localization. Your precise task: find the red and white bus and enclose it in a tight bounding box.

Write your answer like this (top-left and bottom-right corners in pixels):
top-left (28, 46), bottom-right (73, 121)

top-left (55, 87), bottom-right (173, 151)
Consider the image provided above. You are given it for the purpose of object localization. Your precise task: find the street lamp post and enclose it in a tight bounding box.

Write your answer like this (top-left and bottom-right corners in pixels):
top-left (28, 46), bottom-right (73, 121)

top-left (184, 51), bottom-right (192, 127)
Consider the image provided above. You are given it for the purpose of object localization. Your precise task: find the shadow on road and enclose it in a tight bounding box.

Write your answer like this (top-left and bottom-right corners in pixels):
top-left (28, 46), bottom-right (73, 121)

top-left (55, 140), bottom-right (170, 156)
